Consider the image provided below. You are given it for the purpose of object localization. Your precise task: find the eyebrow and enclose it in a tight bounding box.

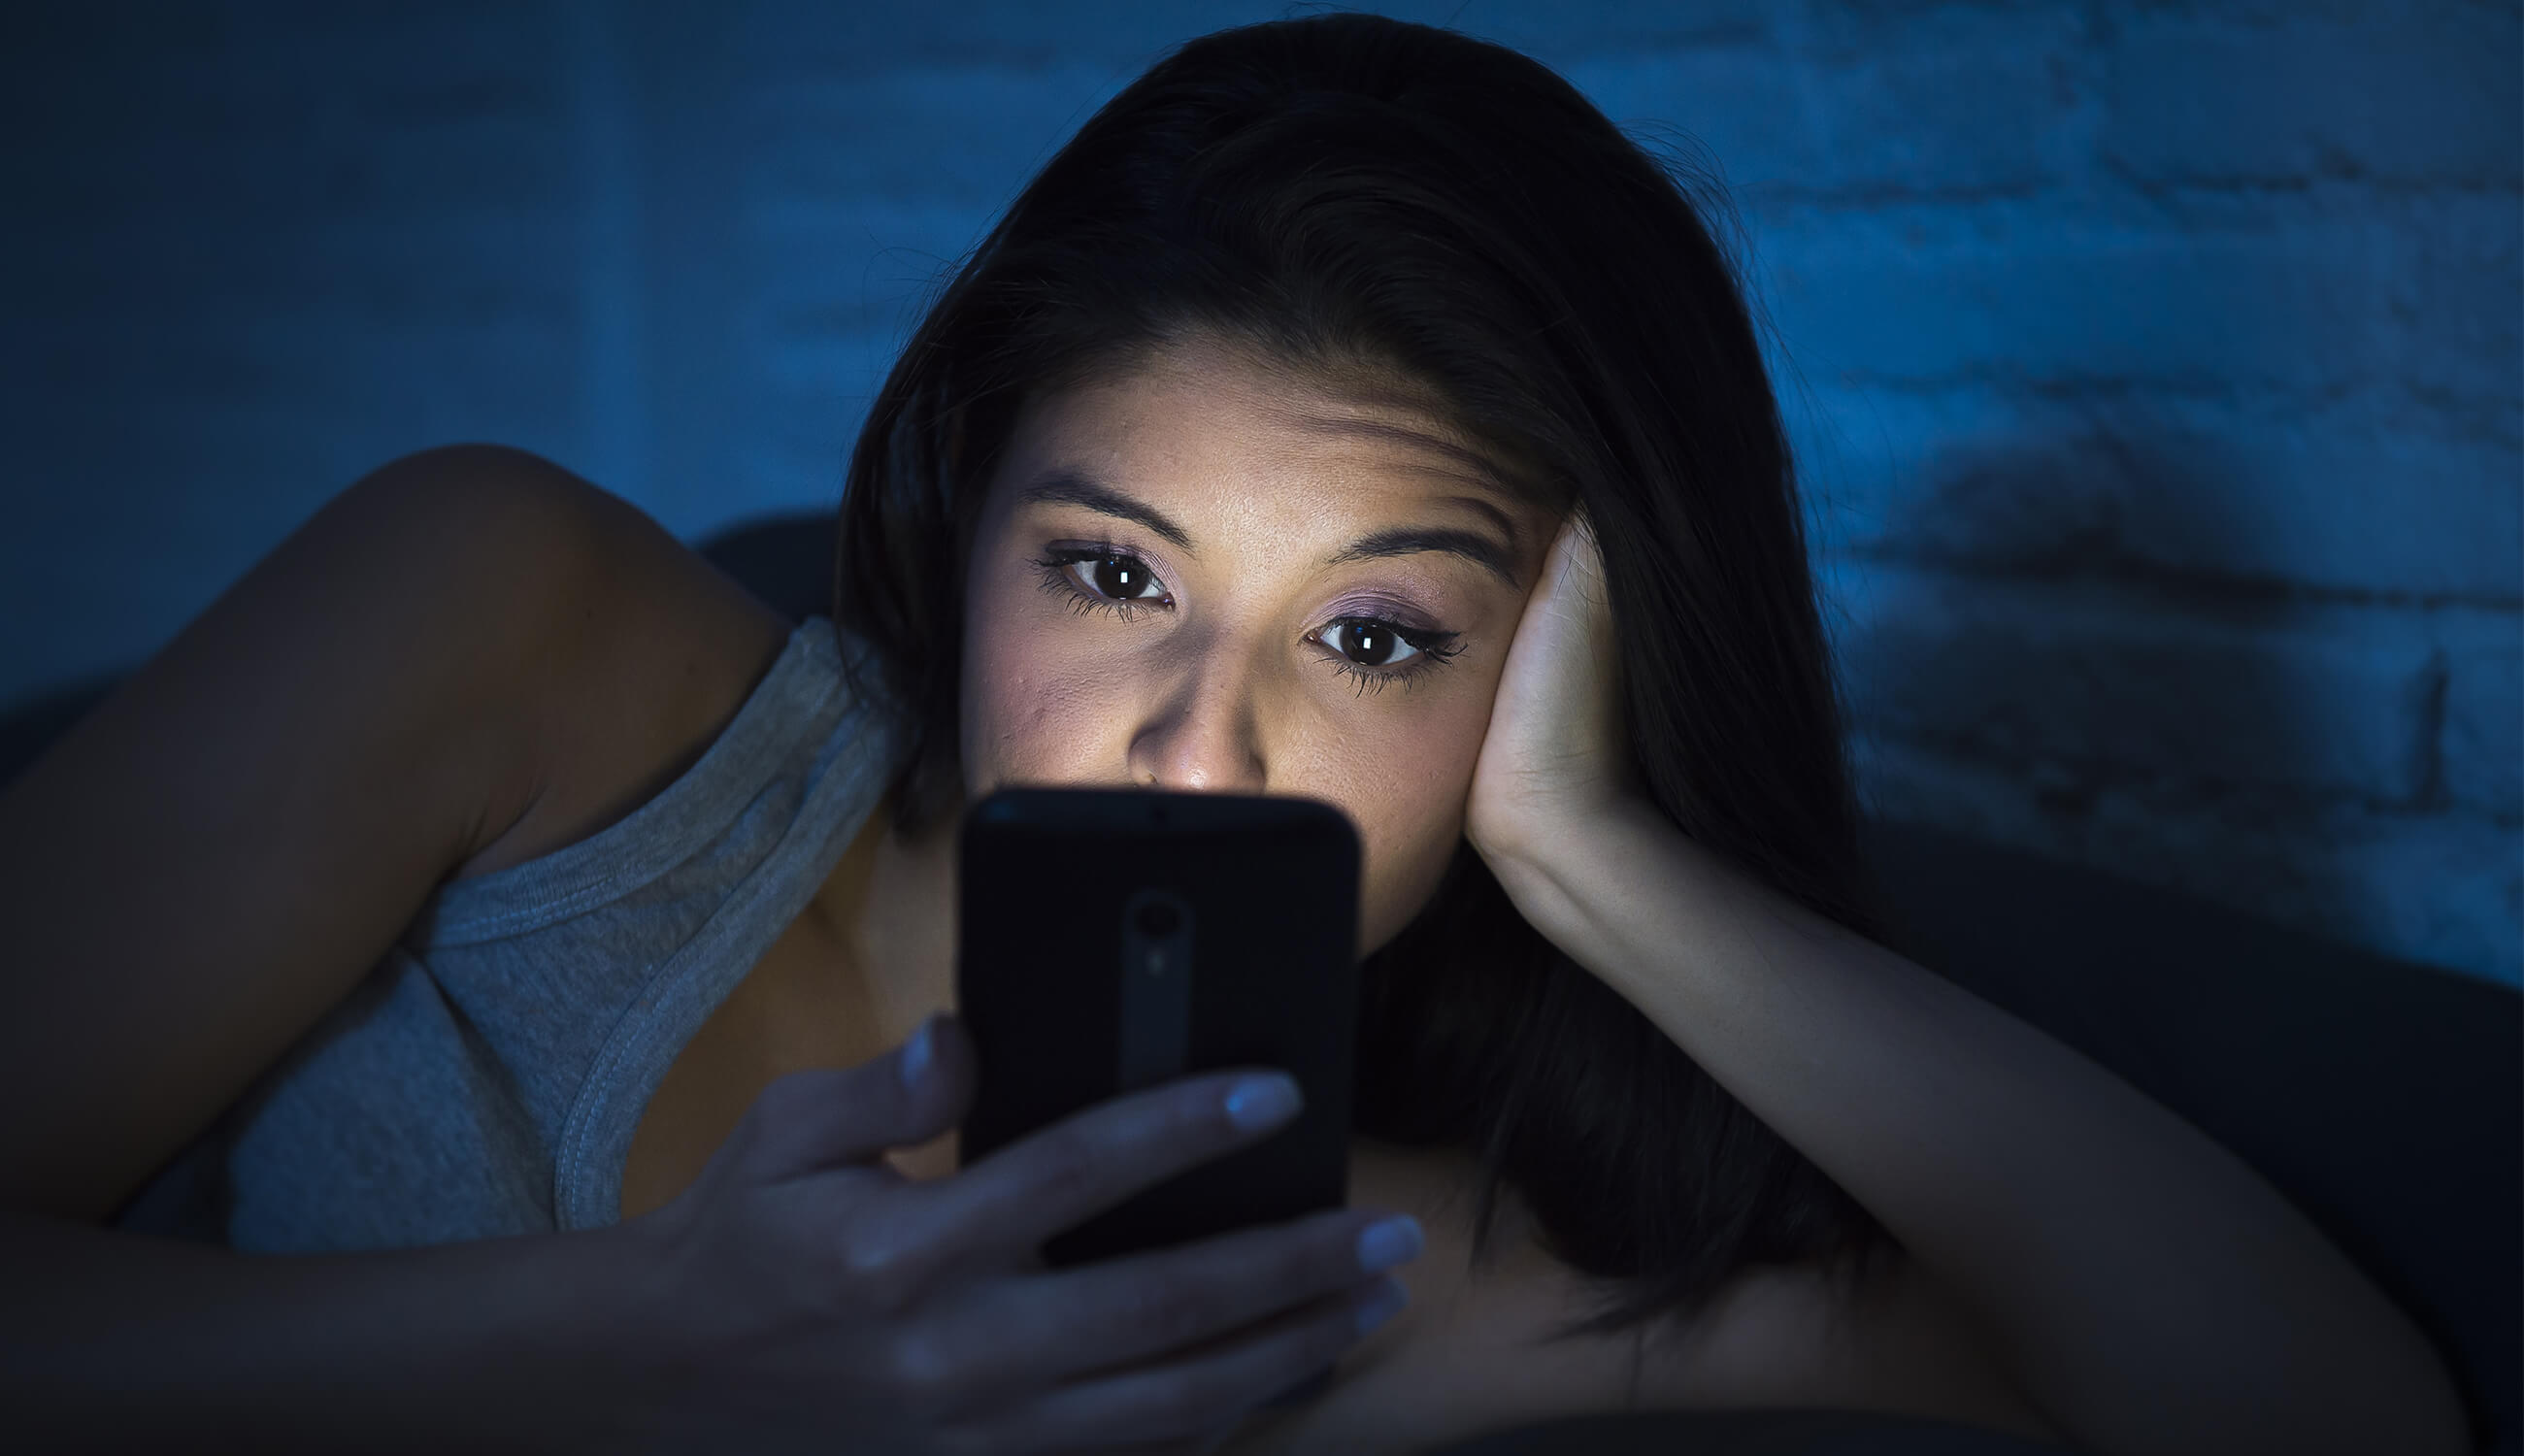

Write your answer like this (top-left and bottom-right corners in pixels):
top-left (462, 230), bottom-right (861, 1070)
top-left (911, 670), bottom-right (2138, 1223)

top-left (1013, 468), bottom-right (1525, 588)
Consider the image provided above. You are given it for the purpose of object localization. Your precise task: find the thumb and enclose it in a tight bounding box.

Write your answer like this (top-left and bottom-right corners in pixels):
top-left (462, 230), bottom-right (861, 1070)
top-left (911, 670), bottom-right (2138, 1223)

top-left (716, 1012), bottom-right (973, 1185)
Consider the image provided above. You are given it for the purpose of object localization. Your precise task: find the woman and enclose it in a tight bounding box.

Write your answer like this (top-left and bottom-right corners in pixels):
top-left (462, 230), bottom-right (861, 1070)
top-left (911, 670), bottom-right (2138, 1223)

top-left (0, 13), bottom-right (2470, 1455)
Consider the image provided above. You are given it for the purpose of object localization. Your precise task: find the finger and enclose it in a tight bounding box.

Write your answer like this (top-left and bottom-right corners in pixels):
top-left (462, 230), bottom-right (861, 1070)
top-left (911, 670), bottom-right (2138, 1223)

top-left (1544, 508), bottom-right (1609, 620)
top-left (707, 1012), bottom-right (972, 1187)
top-left (1570, 511), bottom-right (1611, 621)
top-left (947, 1276), bottom-right (1406, 1451)
top-left (932, 1207), bottom-right (1423, 1387)
top-left (881, 1067), bottom-right (1305, 1277)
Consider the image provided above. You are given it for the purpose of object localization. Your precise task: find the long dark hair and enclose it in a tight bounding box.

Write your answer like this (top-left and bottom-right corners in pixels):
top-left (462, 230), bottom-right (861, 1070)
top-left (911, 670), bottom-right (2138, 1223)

top-left (830, 11), bottom-right (1907, 1344)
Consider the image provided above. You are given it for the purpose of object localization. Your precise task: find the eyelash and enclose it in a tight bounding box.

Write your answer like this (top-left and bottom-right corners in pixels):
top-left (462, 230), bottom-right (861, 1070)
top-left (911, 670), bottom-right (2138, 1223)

top-left (1029, 543), bottom-right (1468, 696)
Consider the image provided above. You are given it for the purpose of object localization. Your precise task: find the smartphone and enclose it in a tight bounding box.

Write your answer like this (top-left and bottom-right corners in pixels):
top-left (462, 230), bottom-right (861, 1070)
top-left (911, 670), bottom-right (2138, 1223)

top-left (954, 786), bottom-right (1362, 1268)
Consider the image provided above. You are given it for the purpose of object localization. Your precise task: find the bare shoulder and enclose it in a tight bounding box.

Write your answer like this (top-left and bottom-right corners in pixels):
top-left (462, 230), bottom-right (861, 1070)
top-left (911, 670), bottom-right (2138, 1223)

top-left (0, 443), bottom-right (765, 1219)
top-left (445, 450), bottom-right (796, 881)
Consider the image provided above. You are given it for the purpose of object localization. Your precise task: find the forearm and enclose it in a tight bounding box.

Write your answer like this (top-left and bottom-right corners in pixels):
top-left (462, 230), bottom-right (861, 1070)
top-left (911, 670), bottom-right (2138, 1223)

top-left (1485, 804), bottom-right (2471, 1456)
top-left (0, 1209), bottom-right (658, 1452)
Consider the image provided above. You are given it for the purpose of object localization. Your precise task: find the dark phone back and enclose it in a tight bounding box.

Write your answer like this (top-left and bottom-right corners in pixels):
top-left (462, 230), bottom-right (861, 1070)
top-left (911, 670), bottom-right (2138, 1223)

top-left (956, 787), bottom-right (1360, 1267)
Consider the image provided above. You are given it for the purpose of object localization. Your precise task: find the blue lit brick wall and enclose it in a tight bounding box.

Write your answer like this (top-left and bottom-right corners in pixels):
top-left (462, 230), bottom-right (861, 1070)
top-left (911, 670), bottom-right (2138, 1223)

top-left (3, 2), bottom-right (2515, 984)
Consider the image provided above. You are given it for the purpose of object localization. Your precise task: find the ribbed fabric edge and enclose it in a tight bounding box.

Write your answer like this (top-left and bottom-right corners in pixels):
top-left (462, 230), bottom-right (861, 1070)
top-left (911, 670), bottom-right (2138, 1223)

top-left (552, 687), bottom-right (900, 1230)
top-left (403, 616), bottom-right (859, 950)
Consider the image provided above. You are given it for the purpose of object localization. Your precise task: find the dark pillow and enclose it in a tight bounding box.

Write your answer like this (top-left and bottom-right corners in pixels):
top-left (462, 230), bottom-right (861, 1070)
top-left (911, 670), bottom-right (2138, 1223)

top-left (0, 675), bottom-right (119, 795)
top-left (696, 511), bottom-right (843, 627)
top-left (1860, 818), bottom-right (2519, 1456)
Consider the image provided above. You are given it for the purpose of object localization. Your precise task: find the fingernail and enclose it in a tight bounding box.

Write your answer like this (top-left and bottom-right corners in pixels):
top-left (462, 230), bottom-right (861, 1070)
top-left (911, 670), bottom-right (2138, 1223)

top-left (1353, 1276), bottom-right (1408, 1337)
top-left (899, 1016), bottom-right (935, 1090)
top-left (1355, 1215), bottom-right (1424, 1274)
top-left (1223, 1074), bottom-right (1301, 1131)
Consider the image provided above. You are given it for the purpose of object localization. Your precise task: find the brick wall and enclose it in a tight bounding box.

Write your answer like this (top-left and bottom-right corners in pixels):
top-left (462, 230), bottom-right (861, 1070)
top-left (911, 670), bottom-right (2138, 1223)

top-left (3, 1), bottom-right (2514, 984)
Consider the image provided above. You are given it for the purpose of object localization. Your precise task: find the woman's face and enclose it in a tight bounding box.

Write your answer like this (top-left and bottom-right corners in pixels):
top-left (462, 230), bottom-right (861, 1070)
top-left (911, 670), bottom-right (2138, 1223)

top-left (956, 337), bottom-right (1564, 958)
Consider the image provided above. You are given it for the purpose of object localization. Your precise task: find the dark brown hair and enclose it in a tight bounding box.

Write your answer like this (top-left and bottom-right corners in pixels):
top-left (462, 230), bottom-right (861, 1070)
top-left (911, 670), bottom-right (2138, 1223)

top-left (830, 11), bottom-right (1907, 1345)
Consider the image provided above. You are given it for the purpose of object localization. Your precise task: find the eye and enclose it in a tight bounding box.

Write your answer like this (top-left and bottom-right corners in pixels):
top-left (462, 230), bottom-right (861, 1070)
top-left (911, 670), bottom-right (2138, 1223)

top-left (1307, 616), bottom-right (1467, 697)
top-left (1034, 546), bottom-right (1173, 619)
top-left (1069, 552), bottom-right (1167, 603)
top-left (1313, 619), bottom-right (1423, 669)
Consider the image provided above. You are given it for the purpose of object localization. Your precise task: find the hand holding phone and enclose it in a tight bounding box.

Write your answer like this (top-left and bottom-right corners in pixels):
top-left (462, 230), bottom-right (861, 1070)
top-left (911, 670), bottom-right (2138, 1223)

top-left (617, 1015), bottom-right (1418, 1452)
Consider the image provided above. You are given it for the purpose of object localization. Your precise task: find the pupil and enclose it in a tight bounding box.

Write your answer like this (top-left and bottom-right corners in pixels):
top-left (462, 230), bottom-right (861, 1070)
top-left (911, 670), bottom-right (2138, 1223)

top-left (1347, 623), bottom-right (1390, 664)
top-left (1095, 557), bottom-right (1140, 597)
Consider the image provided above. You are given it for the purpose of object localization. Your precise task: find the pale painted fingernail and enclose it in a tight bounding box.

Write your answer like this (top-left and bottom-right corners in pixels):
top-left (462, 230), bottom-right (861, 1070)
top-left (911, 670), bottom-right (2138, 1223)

top-left (1223, 1074), bottom-right (1301, 1131)
top-left (1353, 1276), bottom-right (1408, 1337)
top-left (899, 1016), bottom-right (935, 1089)
top-left (1355, 1215), bottom-right (1424, 1274)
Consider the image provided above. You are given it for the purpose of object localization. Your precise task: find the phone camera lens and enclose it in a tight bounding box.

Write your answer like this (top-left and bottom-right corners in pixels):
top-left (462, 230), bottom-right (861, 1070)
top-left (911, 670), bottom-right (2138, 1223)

top-left (1136, 900), bottom-right (1181, 938)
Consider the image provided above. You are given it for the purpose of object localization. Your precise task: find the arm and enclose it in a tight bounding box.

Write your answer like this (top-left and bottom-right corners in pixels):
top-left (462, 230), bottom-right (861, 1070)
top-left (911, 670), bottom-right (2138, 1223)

top-left (1465, 513), bottom-right (2471, 1456)
top-left (1482, 799), bottom-right (2474, 1456)
top-left (0, 445), bottom-right (596, 1218)
top-left (0, 1211), bottom-right (654, 1452)
top-left (0, 447), bottom-right (640, 1439)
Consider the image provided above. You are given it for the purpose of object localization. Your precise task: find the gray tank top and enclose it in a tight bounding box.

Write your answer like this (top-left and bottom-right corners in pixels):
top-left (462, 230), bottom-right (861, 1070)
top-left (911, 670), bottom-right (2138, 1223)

top-left (113, 615), bottom-right (909, 1250)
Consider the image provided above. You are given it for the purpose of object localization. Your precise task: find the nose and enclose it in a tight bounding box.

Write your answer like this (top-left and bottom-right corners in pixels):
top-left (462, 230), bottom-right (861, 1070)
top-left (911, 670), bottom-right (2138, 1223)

top-left (1123, 646), bottom-right (1270, 794)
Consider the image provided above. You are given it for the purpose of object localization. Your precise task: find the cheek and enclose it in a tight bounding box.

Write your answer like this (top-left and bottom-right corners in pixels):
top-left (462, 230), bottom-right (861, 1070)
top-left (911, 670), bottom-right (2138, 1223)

top-left (959, 583), bottom-right (1111, 785)
top-left (1295, 700), bottom-right (1494, 957)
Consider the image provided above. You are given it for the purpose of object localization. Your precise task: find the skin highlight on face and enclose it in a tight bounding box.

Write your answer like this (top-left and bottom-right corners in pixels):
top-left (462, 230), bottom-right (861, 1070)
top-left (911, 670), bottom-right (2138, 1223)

top-left (953, 334), bottom-right (1566, 959)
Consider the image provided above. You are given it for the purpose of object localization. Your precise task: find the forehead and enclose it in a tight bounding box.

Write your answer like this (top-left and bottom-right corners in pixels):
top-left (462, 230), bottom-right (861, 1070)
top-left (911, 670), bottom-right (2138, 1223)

top-left (1001, 338), bottom-right (1520, 511)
